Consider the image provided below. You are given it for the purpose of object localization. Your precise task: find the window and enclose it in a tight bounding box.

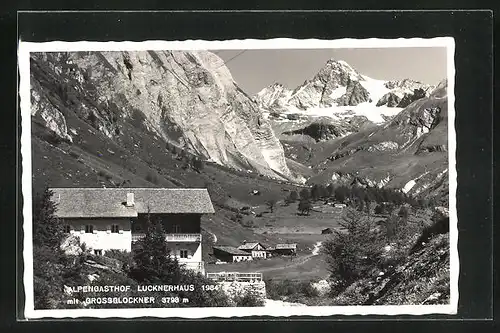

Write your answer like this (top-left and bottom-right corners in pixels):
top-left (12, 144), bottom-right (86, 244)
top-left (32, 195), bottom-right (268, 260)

top-left (94, 249), bottom-right (103, 256)
top-left (111, 224), bottom-right (119, 233)
top-left (64, 225), bottom-right (71, 233)
top-left (180, 249), bottom-right (188, 259)
top-left (173, 224), bottom-right (181, 233)
top-left (85, 225), bottom-right (94, 233)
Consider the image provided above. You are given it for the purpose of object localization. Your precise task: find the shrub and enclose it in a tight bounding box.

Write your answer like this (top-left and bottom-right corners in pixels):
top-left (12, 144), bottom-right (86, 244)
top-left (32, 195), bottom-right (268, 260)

top-left (398, 206), bottom-right (410, 220)
top-left (289, 191), bottom-right (299, 202)
top-left (266, 199), bottom-right (277, 213)
top-left (234, 289), bottom-right (264, 307)
top-left (265, 279), bottom-right (319, 300)
top-left (299, 188), bottom-right (310, 201)
top-left (104, 250), bottom-right (134, 269)
top-left (411, 216), bottom-right (449, 254)
top-left (45, 131), bottom-right (65, 146)
top-left (230, 213), bottom-right (243, 223)
top-left (98, 170), bottom-right (113, 181)
top-left (326, 184), bottom-right (335, 197)
top-left (241, 220), bottom-right (255, 228)
top-left (192, 157), bottom-right (204, 172)
top-left (33, 188), bottom-right (64, 249)
top-left (374, 202), bottom-right (393, 215)
top-left (334, 186), bottom-right (349, 203)
top-left (311, 184), bottom-right (328, 200)
top-left (265, 279), bottom-right (296, 299)
top-left (297, 199), bottom-right (312, 216)
top-left (69, 151), bottom-right (80, 159)
top-left (298, 280), bottom-right (320, 298)
top-left (87, 112), bottom-right (98, 127)
top-left (383, 214), bottom-right (400, 240)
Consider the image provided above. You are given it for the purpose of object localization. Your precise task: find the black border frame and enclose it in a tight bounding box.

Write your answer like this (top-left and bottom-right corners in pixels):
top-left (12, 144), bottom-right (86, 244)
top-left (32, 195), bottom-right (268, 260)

top-left (0, 6), bottom-right (494, 332)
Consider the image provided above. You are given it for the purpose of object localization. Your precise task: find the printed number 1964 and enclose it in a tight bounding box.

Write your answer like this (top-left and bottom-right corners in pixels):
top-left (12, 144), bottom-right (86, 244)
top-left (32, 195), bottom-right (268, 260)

top-left (202, 285), bottom-right (221, 291)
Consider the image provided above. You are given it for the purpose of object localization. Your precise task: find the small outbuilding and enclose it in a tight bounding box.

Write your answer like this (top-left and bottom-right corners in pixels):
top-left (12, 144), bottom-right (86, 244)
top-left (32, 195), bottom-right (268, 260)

top-left (321, 228), bottom-right (334, 234)
top-left (212, 246), bottom-right (253, 263)
top-left (271, 243), bottom-right (297, 256)
top-left (238, 241), bottom-right (267, 259)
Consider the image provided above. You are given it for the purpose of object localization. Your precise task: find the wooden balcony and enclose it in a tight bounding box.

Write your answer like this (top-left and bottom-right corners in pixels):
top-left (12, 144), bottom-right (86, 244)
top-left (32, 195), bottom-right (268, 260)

top-left (166, 233), bottom-right (202, 242)
top-left (131, 233), bottom-right (202, 243)
top-left (180, 261), bottom-right (205, 273)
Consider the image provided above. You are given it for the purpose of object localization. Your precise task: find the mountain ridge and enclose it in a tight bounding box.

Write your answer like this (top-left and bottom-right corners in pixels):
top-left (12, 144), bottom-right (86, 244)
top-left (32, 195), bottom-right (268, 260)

top-left (304, 78), bottom-right (449, 204)
top-left (254, 59), bottom-right (436, 128)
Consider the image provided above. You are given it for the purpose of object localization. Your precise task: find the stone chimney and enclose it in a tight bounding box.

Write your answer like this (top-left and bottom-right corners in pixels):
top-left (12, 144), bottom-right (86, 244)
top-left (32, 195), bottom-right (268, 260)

top-left (126, 192), bottom-right (134, 207)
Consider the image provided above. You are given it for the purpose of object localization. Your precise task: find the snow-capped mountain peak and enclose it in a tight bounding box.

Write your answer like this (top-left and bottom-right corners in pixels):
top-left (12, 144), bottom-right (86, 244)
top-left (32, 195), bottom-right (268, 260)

top-left (254, 82), bottom-right (292, 110)
top-left (254, 59), bottom-right (436, 127)
top-left (324, 59), bottom-right (365, 82)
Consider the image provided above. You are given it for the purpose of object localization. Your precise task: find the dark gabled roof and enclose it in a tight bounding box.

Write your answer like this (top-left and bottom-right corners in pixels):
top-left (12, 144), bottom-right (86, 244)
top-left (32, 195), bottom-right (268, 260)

top-left (50, 188), bottom-right (215, 218)
top-left (213, 246), bottom-right (252, 256)
top-left (274, 243), bottom-right (297, 250)
top-left (238, 242), bottom-right (266, 250)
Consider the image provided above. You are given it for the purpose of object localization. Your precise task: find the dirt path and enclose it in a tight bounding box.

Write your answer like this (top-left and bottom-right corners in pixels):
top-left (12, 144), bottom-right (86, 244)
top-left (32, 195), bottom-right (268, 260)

top-left (312, 241), bottom-right (322, 255)
top-left (209, 231), bottom-right (217, 243)
top-left (257, 253), bottom-right (316, 273)
top-left (254, 242), bottom-right (324, 277)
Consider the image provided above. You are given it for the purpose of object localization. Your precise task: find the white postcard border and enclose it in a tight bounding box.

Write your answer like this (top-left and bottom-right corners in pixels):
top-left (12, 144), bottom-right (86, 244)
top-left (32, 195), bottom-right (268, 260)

top-left (19, 37), bottom-right (457, 319)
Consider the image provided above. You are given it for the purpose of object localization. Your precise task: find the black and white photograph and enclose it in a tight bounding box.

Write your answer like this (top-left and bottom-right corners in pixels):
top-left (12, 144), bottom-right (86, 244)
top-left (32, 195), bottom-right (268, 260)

top-left (19, 38), bottom-right (457, 318)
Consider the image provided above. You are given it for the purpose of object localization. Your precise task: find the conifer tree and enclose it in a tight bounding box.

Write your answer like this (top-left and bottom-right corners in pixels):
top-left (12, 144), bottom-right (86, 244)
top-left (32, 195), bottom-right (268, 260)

top-left (298, 199), bottom-right (312, 216)
top-left (299, 188), bottom-right (310, 201)
top-left (266, 199), bottom-right (277, 213)
top-left (33, 188), bottom-right (64, 250)
top-left (129, 214), bottom-right (181, 284)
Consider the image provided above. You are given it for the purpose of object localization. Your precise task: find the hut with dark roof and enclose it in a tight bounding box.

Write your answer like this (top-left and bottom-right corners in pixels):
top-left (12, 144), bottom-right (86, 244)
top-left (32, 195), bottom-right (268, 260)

top-left (237, 241), bottom-right (267, 259)
top-left (271, 243), bottom-right (297, 256)
top-left (212, 246), bottom-right (253, 263)
top-left (321, 227), bottom-right (334, 234)
top-left (50, 187), bottom-right (214, 273)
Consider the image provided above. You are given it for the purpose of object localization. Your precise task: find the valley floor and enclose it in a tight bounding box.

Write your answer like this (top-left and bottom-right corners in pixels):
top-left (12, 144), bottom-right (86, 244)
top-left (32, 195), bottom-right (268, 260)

top-left (206, 253), bottom-right (328, 282)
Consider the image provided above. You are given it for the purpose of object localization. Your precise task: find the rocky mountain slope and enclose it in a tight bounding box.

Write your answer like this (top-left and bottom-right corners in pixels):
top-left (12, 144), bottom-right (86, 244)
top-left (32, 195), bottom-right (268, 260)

top-left (306, 79), bottom-right (449, 204)
top-left (30, 51), bottom-right (449, 204)
top-left (30, 51), bottom-right (298, 181)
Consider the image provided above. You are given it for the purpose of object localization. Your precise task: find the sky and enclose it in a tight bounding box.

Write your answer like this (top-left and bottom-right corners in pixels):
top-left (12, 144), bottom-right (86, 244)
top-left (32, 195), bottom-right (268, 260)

top-left (213, 48), bottom-right (448, 95)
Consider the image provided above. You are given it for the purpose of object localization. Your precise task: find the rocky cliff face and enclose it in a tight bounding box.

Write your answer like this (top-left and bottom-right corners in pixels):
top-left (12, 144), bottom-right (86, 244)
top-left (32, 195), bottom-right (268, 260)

top-left (376, 79), bottom-right (435, 108)
top-left (30, 51), bottom-right (295, 180)
top-left (335, 79), bottom-right (371, 106)
top-left (272, 60), bottom-right (368, 110)
top-left (253, 82), bottom-right (292, 112)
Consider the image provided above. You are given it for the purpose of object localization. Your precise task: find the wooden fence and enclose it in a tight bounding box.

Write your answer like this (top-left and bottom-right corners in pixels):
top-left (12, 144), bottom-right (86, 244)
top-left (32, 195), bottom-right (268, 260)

top-left (206, 272), bottom-right (263, 282)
